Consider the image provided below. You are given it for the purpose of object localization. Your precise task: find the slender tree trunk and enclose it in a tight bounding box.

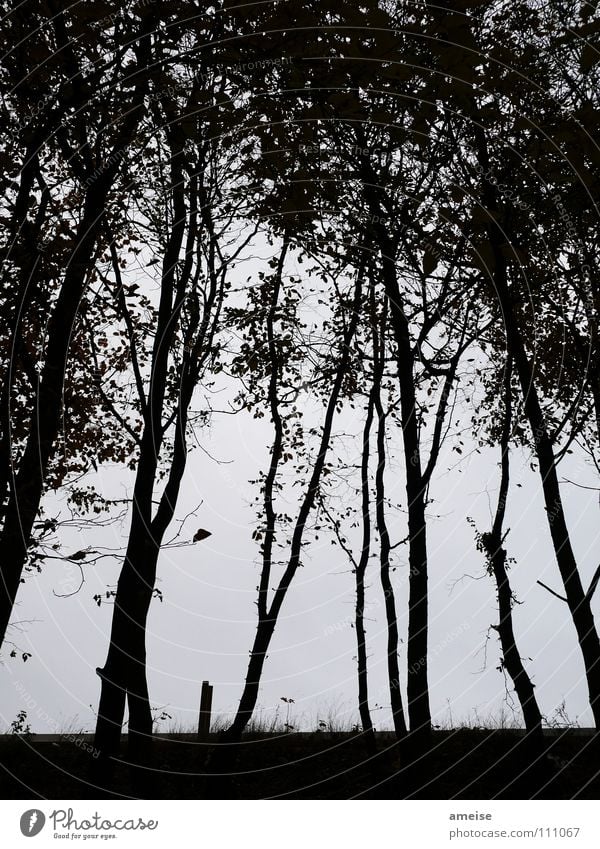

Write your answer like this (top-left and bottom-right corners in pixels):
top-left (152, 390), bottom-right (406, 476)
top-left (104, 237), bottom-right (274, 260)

top-left (223, 261), bottom-right (364, 741)
top-left (225, 623), bottom-right (275, 741)
top-left (0, 146), bottom-right (47, 525)
top-left (222, 242), bottom-right (289, 743)
top-left (355, 388), bottom-right (376, 753)
top-left (94, 133), bottom-right (225, 764)
top-left (377, 250), bottom-right (430, 741)
top-left (499, 287), bottom-right (600, 726)
top-left (472, 126), bottom-right (600, 727)
top-left (0, 19), bottom-right (152, 652)
top-left (95, 377), bottom-right (196, 758)
top-left (488, 543), bottom-right (543, 735)
top-left (482, 358), bottom-right (543, 737)
top-left (371, 299), bottom-right (407, 741)
top-left (358, 173), bottom-right (432, 739)
top-left (94, 127), bottom-right (194, 760)
top-left (374, 396), bottom-right (408, 740)
top-left (0, 175), bottom-right (118, 650)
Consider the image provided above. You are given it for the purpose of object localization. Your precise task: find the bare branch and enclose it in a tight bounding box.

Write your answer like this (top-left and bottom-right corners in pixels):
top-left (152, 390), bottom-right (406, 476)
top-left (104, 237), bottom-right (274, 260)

top-left (585, 564), bottom-right (600, 603)
top-left (537, 580), bottom-right (568, 603)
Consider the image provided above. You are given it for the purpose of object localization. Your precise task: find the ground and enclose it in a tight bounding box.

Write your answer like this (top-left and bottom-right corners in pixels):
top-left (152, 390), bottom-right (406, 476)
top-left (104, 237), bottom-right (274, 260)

top-left (0, 730), bottom-right (598, 800)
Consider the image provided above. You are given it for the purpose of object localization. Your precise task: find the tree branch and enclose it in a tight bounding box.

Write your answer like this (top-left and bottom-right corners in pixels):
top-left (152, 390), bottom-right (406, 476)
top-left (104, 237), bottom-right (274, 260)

top-left (537, 579), bottom-right (568, 603)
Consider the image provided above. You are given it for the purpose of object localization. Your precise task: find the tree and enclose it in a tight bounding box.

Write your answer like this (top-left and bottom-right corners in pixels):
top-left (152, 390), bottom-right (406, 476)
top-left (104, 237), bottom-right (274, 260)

top-left (93, 70), bottom-right (256, 761)
top-left (420, 0), bottom-right (600, 725)
top-left (470, 358), bottom-right (543, 738)
top-left (371, 296), bottom-right (408, 741)
top-left (0, 2), bottom-right (159, 652)
top-left (221, 238), bottom-right (365, 742)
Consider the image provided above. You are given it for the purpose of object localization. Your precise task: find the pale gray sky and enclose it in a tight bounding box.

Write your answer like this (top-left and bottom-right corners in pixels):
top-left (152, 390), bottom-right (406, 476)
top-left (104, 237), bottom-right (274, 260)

top-left (2, 392), bottom-right (598, 735)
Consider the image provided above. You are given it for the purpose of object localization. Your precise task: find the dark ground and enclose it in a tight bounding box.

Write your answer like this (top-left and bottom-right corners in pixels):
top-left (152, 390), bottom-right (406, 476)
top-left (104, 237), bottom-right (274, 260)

top-left (0, 730), bottom-right (598, 800)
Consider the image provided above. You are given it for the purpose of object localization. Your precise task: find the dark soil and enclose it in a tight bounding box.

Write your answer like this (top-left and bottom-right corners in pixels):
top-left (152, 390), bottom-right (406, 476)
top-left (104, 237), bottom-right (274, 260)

top-left (0, 730), bottom-right (598, 800)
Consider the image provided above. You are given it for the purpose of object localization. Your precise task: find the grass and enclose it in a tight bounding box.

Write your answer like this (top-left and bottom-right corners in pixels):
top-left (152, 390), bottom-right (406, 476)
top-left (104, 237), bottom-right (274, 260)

top-left (159, 699), bottom-right (581, 737)
top-left (2, 697), bottom-right (582, 739)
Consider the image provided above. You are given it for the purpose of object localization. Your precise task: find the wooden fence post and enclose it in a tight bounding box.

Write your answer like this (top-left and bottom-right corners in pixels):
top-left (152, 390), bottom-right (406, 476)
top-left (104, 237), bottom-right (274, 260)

top-left (197, 680), bottom-right (213, 739)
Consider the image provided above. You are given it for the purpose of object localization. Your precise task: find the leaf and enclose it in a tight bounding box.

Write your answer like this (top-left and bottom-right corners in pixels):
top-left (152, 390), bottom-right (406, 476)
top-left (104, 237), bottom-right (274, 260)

top-left (193, 528), bottom-right (212, 542)
top-left (69, 550), bottom-right (88, 560)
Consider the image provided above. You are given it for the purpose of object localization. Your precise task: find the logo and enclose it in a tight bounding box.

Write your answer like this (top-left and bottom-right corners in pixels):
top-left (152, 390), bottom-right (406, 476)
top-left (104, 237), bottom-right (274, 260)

top-left (20, 810), bottom-right (46, 837)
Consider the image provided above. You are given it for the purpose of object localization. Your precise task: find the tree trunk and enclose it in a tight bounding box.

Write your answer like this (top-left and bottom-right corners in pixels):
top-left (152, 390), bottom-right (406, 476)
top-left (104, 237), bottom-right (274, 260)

top-left (94, 541), bottom-right (157, 758)
top-left (126, 630), bottom-right (154, 760)
top-left (224, 264), bottom-right (364, 739)
top-left (0, 17), bottom-right (152, 651)
top-left (378, 251), bottom-right (431, 741)
top-left (355, 387), bottom-right (376, 753)
top-left (371, 303), bottom-right (407, 741)
top-left (94, 130), bottom-right (194, 760)
top-left (0, 176), bottom-right (116, 650)
top-left (223, 623), bottom-right (275, 742)
top-left (358, 175), bottom-right (431, 740)
top-left (499, 286), bottom-right (600, 726)
top-left (488, 542), bottom-right (543, 735)
top-left (472, 125), bottom-right (600, 727)
top-left (483, 358), bottom-right (543, 738)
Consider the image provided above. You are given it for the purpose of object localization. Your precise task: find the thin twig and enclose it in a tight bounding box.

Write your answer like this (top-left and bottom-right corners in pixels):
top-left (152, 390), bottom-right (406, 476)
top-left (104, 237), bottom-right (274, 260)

top-left (537, 579), bottom-right (568, 603)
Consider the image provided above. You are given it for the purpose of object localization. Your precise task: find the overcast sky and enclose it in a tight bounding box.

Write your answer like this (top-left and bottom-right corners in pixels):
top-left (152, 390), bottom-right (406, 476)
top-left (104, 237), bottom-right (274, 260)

top-left (2, 378), bottom-right (599, 736)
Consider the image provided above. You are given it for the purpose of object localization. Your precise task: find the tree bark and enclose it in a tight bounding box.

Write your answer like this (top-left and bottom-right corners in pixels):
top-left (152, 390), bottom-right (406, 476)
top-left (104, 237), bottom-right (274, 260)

top-left (355, 387), bottom-right (376, 753)
top-left (94, 533), bottom-right (157, 758)
top-left (378, 248), bottom-right (431, 741)
top-left (372, 299), bottom-right (407, 741)
top-left (482, 358), bottom-right (543, 737)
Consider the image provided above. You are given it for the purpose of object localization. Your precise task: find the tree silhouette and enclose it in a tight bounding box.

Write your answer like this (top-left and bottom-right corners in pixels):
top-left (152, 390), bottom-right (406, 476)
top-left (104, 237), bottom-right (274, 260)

top-left (0, 2), bottom-right (157, 652)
